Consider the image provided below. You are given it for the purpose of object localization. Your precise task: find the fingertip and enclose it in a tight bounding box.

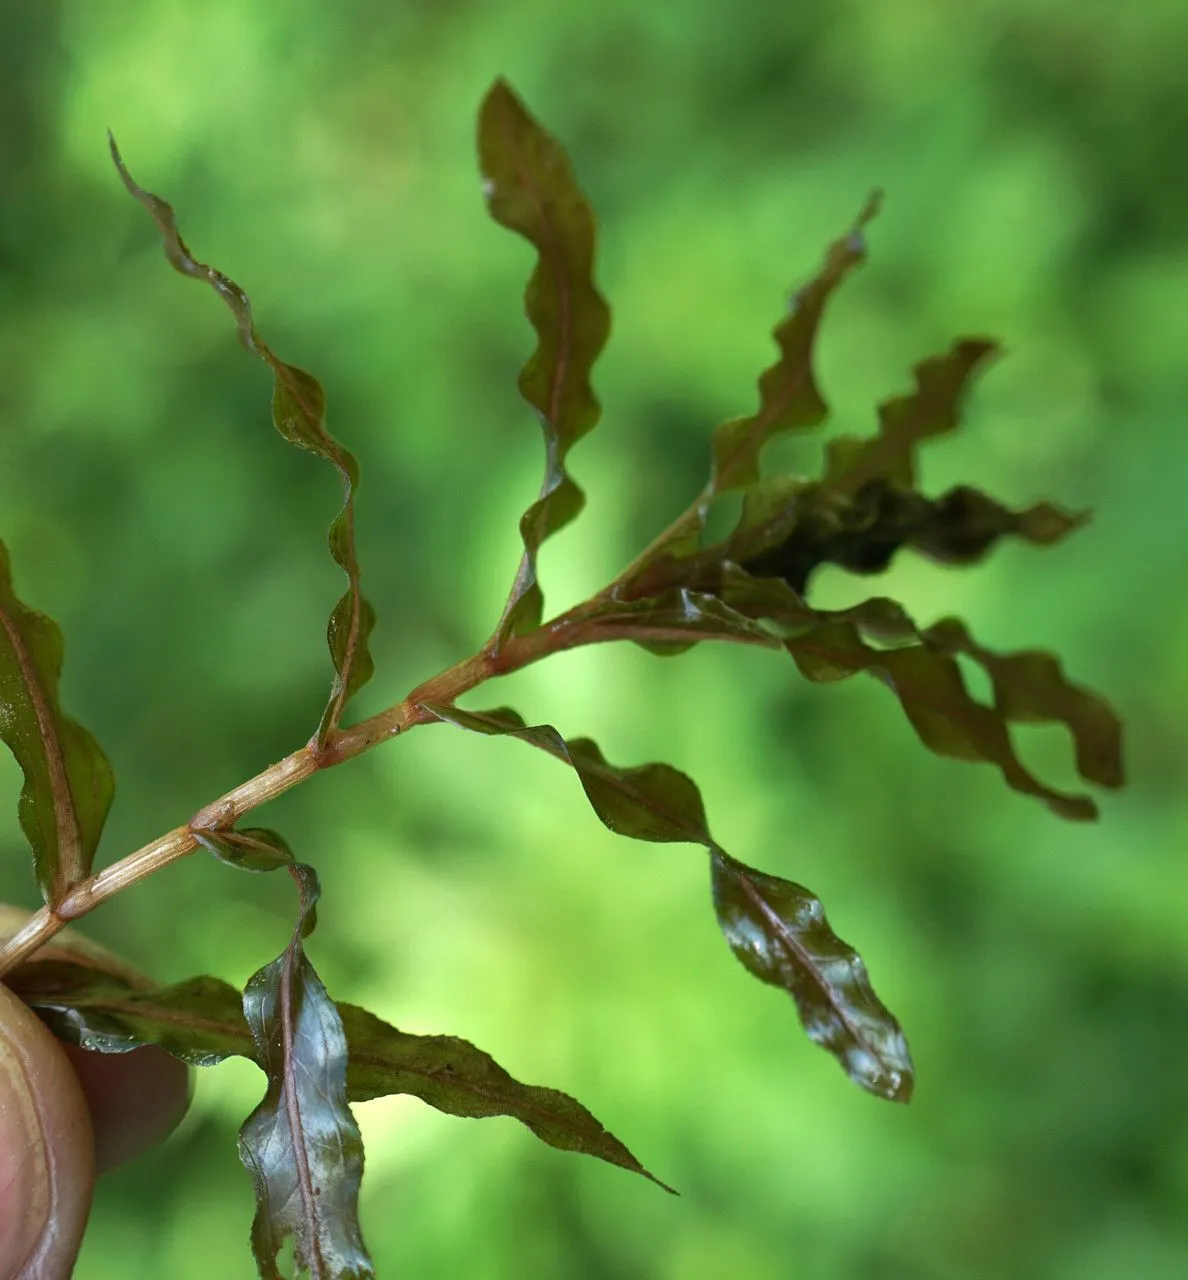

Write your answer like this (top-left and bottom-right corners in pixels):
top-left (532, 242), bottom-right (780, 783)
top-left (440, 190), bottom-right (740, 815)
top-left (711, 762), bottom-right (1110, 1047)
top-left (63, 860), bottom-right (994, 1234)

top-left (61, 1042), bottom-right (192, 1173)
top-left (0, 983), bottom-right (93, 1280)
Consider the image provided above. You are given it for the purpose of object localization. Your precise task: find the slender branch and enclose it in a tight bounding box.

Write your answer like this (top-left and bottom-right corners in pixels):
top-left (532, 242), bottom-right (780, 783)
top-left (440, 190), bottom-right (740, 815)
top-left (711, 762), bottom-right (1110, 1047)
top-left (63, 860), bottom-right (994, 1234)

top-left (0, 615), bottom-right (583, 979)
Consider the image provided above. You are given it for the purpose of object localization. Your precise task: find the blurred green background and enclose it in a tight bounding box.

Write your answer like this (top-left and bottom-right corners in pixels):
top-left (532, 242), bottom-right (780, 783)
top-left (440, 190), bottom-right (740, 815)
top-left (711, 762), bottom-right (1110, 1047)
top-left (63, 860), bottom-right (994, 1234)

top-left (2, 0), bottom-right (1186, 1276)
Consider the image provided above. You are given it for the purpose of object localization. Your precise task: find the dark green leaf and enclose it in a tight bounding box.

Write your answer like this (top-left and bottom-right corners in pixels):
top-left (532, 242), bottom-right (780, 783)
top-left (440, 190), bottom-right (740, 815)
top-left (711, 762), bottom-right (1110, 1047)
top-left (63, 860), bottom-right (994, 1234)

top-left (238, 862), bottom-right (374, 1279)
top-left (193, 826), bottom-right (296, 873)
top-left (420, 701), bottom-right (910, 1101)
top-left (711, 850), bottom-right (913, 1102)
top-left (11, 960), bottom-right (251, 1066)
top-left (824, 339), bottom-right (1000, 495)
top-left (478, 78), bottom-right (611, 644)
top-left (717, 567), bottom-right (1115, 818)
top-left (10, 958), bottom-right (671, 1189)
top-left (419, 703), bottom-right (712, 843)
top-left (627, 193), bottom-right (881, 578)
top-left (921, 617), bottom-right (1125, 789)
top-left (711, 191), bottom-right (881, 495)
top-left (109, 141), bottom-right (376, 747)
top-left (337, 1002), bottom-right (674, 1192)
top-left (0, 540), bottom-right (115, 905)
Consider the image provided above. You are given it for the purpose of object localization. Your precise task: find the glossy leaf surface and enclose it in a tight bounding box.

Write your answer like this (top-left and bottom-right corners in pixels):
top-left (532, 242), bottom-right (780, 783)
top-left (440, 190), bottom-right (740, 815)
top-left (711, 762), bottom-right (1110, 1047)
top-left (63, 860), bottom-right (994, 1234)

top-left (11, 960), bottom-right (251, 1065)
top-left (0, 541), bottom-right (114, 904)
top-left (110, 142), bottom-right (376, 747)
top-left (711, 850), bottom-right (913, 1102)
top-left (421, 701), bottom-right (911, 1099)
top-left (238, 862), bottom-right (374, 1279)
top-left (479, 78), bottom-right (611, 644)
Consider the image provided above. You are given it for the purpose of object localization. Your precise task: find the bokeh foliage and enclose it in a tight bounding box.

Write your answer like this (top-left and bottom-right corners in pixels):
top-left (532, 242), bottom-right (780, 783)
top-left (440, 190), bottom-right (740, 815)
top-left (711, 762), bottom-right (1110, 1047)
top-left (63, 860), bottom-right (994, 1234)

top-left (1, 1), bottom-right (1186, 1277)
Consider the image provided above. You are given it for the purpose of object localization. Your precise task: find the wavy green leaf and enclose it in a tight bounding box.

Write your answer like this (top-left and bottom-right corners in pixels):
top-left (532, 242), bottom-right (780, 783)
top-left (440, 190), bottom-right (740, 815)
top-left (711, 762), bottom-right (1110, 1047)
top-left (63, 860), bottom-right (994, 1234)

top-left (10, 960), bottom-right (250, 1065)
top-left (824, 339), bottom-right (1000, 495)
top-left (11, 957), bottom-right (670, 1189)
top-left (625, 193), bottom-right (881, 577)
top-left (920, 616), bottom-right (1124, 789)
top-left (420, 701), bottom-right (911, 1099)
top-left (239, 861), bottom-right (374, 1280)
top-left (718, 567), bottom-right (1119, 818)
top-left (0, 541), bottom-right (114, 904)
top-left (478, 78), bottom-right (611, 645)
top-left (711, 850), bottom-right (912, 1102)
top-left (711, 191), bottom-right (881, 495)
top-left (338, 1002), bottom-right (673, 1192)
top-left (109, 141), bottom-right (375, 747)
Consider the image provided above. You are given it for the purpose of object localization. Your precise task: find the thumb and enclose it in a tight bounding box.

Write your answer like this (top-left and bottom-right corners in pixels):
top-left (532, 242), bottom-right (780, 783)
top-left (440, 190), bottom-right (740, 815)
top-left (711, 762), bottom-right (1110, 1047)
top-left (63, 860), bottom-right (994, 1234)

top-left (0, 981), bottom-right (93, 1280)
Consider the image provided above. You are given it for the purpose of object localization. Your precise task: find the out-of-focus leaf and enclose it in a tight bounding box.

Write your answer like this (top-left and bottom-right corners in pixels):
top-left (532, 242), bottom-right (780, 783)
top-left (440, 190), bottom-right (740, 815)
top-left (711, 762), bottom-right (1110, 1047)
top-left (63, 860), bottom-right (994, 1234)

top-left (715, 567), bottom-right (1114, 819)
top-left (337, 1002), bottom-right (674, 1192)
top-left (0, 540), bottom-right (114, 905)
top-left (624, 194), bottom-right (881, 577)
top-left (11, 959), bottom-right (252, 1065)
top-left (109, 141), bottom-right (375, 747)
top-left (734, 480), bottom-right (1087, 598)
top-left (238, 861), bottom-right (374, 1280)
top-left (478, 78), bottom-right (611, 645)
top-left (824, 339), bottom-right (1000, 494)
top-left (420, 701), bottom-right (911, 1100)
top-left (711, 850), bottom-right (912, 1102)
top-left (711, 191), bottom-right (881, 495)
top-left (921, 617), bottom-right (1125, 789)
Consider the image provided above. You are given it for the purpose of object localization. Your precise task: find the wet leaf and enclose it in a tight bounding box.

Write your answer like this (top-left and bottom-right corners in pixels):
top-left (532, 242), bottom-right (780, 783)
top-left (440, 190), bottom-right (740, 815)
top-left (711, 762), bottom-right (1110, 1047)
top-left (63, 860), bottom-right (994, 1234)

top-left (711, 850), bottom-right (913, 1101)
top-left (238, 862), bottom-right (374, 1279)
top-left (824, 339), bottom-right (1000, 495)
top-left (338, 1002), bottom-right (673, 1192)
top-left (11, 960), bottom-right (251, 1065)
top-left (0, 540), bottom-right (114, 905)
top-left (110, 141), bottom-right (376, 747)
top-left (420, 701), bottom-right (911, 1100)
top-left (479, 78), bottom-right (611, 644)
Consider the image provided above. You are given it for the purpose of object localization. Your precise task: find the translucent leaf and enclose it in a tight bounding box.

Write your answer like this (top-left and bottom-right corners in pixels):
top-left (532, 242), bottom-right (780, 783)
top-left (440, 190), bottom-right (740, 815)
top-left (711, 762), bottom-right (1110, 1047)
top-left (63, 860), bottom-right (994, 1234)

top-left (0, 540), bottom-right (114, 904)
top-left (711, 850), bottom-right (913, 1102)
top-left (337, 1002), bottom-right (673, 1192)
top-left (11, 959), bottom-right (671, 1188)
top-left (420, 702), bottom-right (910, 1101)
top-left (478, 78), bottom-right (611, 644)
top-left (238, 862), bottom-right (374, 1279)
top-left (824, 339), bottom-right (1000, 494)
top-left (109, 142), bottom-right (375, 747)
